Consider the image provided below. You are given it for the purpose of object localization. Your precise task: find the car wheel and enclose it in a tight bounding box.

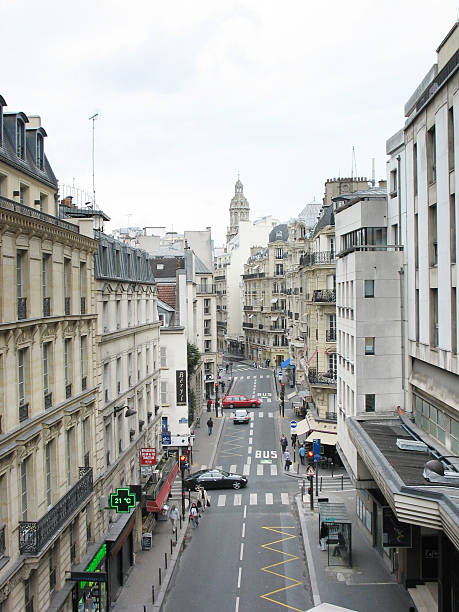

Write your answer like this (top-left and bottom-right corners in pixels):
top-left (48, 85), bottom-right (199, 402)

top-left (229, 404), bottom-right (234, 409)
top-left (232, 481), bottom-right (242, 490)
top-left (251, 403), bottom-right (256, 408)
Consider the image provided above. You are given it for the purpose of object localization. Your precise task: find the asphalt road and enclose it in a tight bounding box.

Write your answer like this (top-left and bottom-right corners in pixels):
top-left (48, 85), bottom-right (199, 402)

top-left (163, 364), bottom-right (313, 612)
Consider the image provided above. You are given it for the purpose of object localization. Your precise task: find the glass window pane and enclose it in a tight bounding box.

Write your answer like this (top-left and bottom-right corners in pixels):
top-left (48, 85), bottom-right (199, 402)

top-left (422, 400), bottom-right (430, 416)
top-left (429, 406), bottom-right (437, 421)
top-left (451, 437), bottom-right (459, 455)
top-left (438, 410), bottom-right (449, 430)
top-left (415, 395), bottom-right (423, 411)
top-left (429, 422), bottom-right (437, 437)
top-left (436, 428), bottom-right (446, 445)
top-left (451, 419), bottom-right (459, 439)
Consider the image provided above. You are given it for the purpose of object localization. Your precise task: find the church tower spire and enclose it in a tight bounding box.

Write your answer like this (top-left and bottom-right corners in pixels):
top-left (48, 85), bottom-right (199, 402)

top-left (226, 177), bottom-right (250, 244)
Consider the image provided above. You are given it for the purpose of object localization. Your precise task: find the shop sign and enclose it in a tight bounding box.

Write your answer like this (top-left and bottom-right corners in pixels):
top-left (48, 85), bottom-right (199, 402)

top-left (140, 448), bottom-right (156, 465)
top-left (176, 370), bottom-right (187, 405)
top-left (109, 488), bottom-right (136, 514)
top-left (71, 571), bottom-right (107, 583)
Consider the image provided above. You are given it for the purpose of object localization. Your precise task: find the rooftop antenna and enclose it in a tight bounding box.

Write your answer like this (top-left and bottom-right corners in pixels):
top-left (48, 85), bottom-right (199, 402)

top-left (351, 146), bottom-right (357, 192)
top-left (372, 158), bottom-right (376, 187)
top-left (89, 113), bottom-right (99, 207)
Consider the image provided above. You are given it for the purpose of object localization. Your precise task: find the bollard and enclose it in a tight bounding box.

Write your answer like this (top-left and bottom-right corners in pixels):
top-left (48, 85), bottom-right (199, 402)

top-left (320, 476), bottom-right (322, 491)
top-left (180, 516), bottom-right (182, 529)
top-left (175, 529), bottom-right (178, 544)
top-left (165, 551), bottom-right (168, 569)
top-left (159, 567), bottom-right (162, 585)
top-left (341, 475), bottom-right (344, 490)
top-left (152, 586), bottom-right (155, 604)
top-left (297, 462), bottom-right (300, 475)
top-left (170, 539), bottom-right (173, 555)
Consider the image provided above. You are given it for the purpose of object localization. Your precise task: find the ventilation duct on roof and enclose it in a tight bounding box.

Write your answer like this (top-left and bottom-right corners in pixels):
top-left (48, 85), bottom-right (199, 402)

top-left (396, 439), bottom-right (428, 452)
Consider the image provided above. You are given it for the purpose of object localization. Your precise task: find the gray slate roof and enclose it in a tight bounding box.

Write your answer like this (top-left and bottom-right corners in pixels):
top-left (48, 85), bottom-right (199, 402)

top-left (313, 204), bottom-right (335, 237)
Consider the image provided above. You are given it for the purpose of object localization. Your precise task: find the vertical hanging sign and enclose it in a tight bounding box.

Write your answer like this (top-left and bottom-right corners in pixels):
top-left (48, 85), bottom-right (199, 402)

top-left (176, 370), bottom-right (187, 405)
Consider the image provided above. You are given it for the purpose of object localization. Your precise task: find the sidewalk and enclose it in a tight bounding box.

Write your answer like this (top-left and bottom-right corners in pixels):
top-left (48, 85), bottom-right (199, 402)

top-left (113, 405), bottom-right (225, 611)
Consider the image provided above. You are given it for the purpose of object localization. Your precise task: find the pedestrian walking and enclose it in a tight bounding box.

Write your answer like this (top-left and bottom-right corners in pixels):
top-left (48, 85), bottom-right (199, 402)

top-left (207, 417), bottom-right (213, 435)
top-left (320, 522), bottom-right (329, 551)
top-left (280, 434), bottom-right (288, 453)
top-left (215, 400), bottom-right (220, 418)
top-left (190, 502), bottom-right (200, 528)
top-left (200, 487), bottom-right (209, 511)
top-left (291, 433), bottom-right (297, 448)
top-left (207, 398), bottom-right (212, 412)
top-left (284, 449), bottom-right (291, 471)
top-left (299, 444), bottom-right (305, 465)
top-left (169, 505), bottom-right (180, 534)
top-left (225, 363), bottom-right (229, 374)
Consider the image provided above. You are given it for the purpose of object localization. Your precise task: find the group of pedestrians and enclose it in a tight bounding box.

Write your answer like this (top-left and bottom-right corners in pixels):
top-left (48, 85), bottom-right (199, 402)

top-left (280, 432), bottom-right (310, 470)
top-left (189, 487), bottom-right (210, 528)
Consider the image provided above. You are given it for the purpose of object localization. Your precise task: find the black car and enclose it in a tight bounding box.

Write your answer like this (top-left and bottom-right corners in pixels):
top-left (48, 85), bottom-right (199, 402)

top-left (184, 468), bottom-right (248, 491)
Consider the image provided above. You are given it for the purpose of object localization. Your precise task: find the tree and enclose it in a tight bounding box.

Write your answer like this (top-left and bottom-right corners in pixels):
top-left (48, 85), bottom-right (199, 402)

top-left (187, 343), bottom-right (201, 425)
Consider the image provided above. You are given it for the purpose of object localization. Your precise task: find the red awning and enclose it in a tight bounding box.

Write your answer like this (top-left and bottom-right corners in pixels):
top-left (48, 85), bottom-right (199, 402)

top-left (146, 463), bottom-right (179, 513)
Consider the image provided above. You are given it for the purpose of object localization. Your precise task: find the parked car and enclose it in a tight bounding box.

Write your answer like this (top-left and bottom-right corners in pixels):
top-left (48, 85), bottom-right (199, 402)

top-left (184, 468), bottom-right (248, 490)
top-left (222, 394), bottom-right (261, 408)
top-left (233, 409), bottom-right (250, 424)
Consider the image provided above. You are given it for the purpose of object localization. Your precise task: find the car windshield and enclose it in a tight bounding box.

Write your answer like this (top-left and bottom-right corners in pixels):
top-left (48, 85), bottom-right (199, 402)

top-left (235, 410), bottom-right (247, 416)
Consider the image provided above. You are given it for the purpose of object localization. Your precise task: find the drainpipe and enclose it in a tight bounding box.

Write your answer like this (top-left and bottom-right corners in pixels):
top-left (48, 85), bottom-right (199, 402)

top-left (398, 268), bottom-right (406, 412)
top-left (396, 155), bottom-right (402, 246)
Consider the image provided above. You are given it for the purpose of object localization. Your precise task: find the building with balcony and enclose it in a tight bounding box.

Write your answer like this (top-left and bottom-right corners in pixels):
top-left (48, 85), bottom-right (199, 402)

top-left (0, 97), bottom-right (100, 612)
top-left (242, 224), bottom-right (289, 366)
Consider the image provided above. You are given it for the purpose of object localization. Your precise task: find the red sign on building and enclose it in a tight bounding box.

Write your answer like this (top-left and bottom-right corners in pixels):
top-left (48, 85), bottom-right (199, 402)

top-left (140, 448), bottom-right (156, 465)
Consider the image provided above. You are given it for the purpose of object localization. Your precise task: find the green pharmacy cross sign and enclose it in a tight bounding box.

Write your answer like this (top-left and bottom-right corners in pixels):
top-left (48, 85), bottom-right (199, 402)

top-left (109, 488), bottom-right (136, 513)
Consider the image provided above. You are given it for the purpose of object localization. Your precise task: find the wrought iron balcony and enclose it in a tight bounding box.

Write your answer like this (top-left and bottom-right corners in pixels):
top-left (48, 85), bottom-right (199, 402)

top-left (0, 525), bottom-right (5, 557)
top-left (80, 296), bottom-right (86, 314)
top-left (325, 411), bottom-right (337, 421)
top-left (64, 297), bottom-right (71, 315)
top-left (326, 329), bottom-right (337, 341)
top-left (43, 297), bottom-right (51, 317)
top-left (19, 402), bottom-right (29, 422)
top-left (81, 376), bottom-right (87, 391)
top-left (312, 289), bottom-right (336, 303)
top-left (19, 467), bottom-right (93, 555)
top-left (196, 285), bottom-right (216, 295)
top-left (243, 322), bottom-right (253, 329)
top-left (308, 369), bottom-right (337, 385)
top-left (66, 383), bottom-right (72, 399)
top-left (18, 297), bottom-right (27, 320)
top-left (0, 195), bottom-right (79, 233)
top-left (243, 305), bottom-right (253, 311)
top-left (300, 251), bottom-right (336, 267)
top-left (44, 392), bottom-right (52, 409)
top-left (242, 272), bottom-right (265, 280)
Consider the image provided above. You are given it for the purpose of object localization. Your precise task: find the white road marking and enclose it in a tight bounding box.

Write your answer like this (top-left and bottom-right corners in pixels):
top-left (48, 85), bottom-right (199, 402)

top-left (271, 464), bottom-right (278, 476)
top-left (240, 542), bottom-right (244, 560)
top-left (247, 456), bottom-right (252, 464)
top-left (249, 437), bottom-right (253, 444)
top-left (243, 505), bottom-right (247, 518)
top-left (257, 464), bottom-right (263, 476)
top-left (259, 412), bottom-right (264, 418)
top-left (230, 464), bottom-right (237, 473)
top-left (268, 412), bottom-right (273, 418)
top-left (241, 523), bottom-right (245, 538)
top-left (237, 567), bottom-right (242, 589)
top-left (235, 597), bottom-right (240, 612)
top-left (234, 494), bottom-right (242, 506)
top-left (281, 492), bottom-right (289, 505)
top-left (249, 412), bottom-right (254, 418)
top-left (248, 446), bottom-right (252, 455)
top-left (217, 495), bottom-right (226, 507)
top-left (249, 493), bottom-right (257, 505)
top-left (267, 398), bottom-right (272, 403)
top-left (243, 464), bottom-right (250, 476)
top-left (266, 493), bottom-right (273, 505)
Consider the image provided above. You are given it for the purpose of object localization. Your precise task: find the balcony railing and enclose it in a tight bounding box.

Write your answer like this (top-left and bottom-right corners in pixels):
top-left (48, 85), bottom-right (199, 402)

top-left (19, 402), bottom-right (29, 422)
top-left (44, 392), bottom-right (52, 409)
top-left (204, 329), bottom-right (211, 336)
top-left (81, 377), bottom-right (87, 391)
top-left (18, 297), bottom-right (27, 320)
top-left (326, 329), bottom-right (337, 341)
top-left (0, 525), bottom-right (5, 556)
top-left (80, 296), bottom-right (86, 314)
top-left (0, 195), bottom-right (79, 233)
top-left (217, 321), bottom-right (227, 328)
top-left (43, 297), bottom-right (51, 317)
top-left (196, 285), bottom-right (216, 295)
top-left (64, 297), bottom-right (71, 315)
top-left (66, 383), bottom-right (72, 399)
top-left (242, 272), bottom-right (265, 280)
top-left (308, 369), bottom-right (337, 385)
top-left (300, 251), bottom-right (336, 267)
top-left (243, 305), bottom-right (254, 311)
top-left (325, 411), bottom-right (337, 421)
top-left (312, 289), bottom-right (336, 303)
top-left (243, 322), bottom-right (253, 329)
top-left (19, 467), bottom-right (93, 555)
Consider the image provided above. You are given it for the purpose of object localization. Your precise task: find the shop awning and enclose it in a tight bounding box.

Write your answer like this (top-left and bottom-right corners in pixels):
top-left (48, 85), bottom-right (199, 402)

top-left (295, 419), bottom-right (311, 436)
top-left (146, 463), bottom-right (178, 513)
top-left (305, 431), bottom-right (337, 446)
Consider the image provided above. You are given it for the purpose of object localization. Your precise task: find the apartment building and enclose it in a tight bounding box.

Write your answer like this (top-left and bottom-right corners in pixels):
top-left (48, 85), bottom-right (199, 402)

top-left (242, 225), bottom-right (289, 366)
top-left (214, 247), bottom-right (230, 355)
top-left (0, 98), bottom-right (99, 611)
top-left (337, 24), bottom-right (459, 610)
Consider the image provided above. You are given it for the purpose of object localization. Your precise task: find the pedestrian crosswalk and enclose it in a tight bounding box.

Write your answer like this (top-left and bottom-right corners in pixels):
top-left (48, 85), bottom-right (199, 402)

top-left (207, 491), bottom-right (290, 507)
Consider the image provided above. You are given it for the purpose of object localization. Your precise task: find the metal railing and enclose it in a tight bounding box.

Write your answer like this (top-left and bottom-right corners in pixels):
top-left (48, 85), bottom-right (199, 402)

top-left (44, 392), bottom-right (52, 409)
top-left (196, 285), bottom-right (216, 295)
top-left (308, 369), bottom-right (337, 385)
top-left (19, 402), bottom-right (29, 422)
top-left (300, 251), bottom-right (336, 267)
top-left (326, 329), bottom-right (337, 341)
top-left (325, 411), bottom-right (337, 421)
top-left (242, 272), bottom-right (265, 279)
top-left (416, 50), bottom-right (459, 112)
top-left (43, 297), bottom-right (51, 317)
top-left (243, 305), bottom-right (253, 311)
top-left (243, 322), bottom-right (253, 329)
top-left (0, 525), bottom-right (5, 556)
top-left (80, 296), bottom-right (86, 314)
top-left (19, 467), bottom-right (93, 555)
top-left (66, 383), bottom-right (72, 399)
top-left (313, 289), bottom-right (336, 303)
top-left (64, 297), bottom-right (71, 315)
top-left (18, 297), bottom-right (27, 320)
top-left (0, 195), bottom-right (79, 233)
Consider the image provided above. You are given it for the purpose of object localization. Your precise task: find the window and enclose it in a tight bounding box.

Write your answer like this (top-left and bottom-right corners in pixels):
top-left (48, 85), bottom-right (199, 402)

top-left (16, 118), bottom-right (25, 158)
top-left (64, 338), bottom-right (72, 387)
top-left (275, 247), bottom-right (283, 259)
top-left (204, 340), bottom-right (211, 353)
top-left (364, 280), bottom-right (374, 298)
top-left (49, 545), bottom-right (56, 593)
top-left (160, 347), bottom-right (167, 367)
top-left (80, 336), bottom-right (86, 389)
top-left (137, 299), bottom-right (141, 325)
top-left (137, 350), bottom-right (142, 380)
top-left (83, 418), bottom-right (90, 467)
top-left (45, 442), bottom-right (53, 508)
top-left (19, 183), bottom-right (29, 206)
top-left (128, 353), bottom-right (133, 387)
top-left (24, 577), bottom-right (34, 612)
top-left (204, 298), bottom-right (210, 314)
top-left (429, 205), bottom-right (438, 266)
top-left (127, 300), bottom-right (132, 326)
top-left (161, 380), bottom-right (168, 405)
top-left (36, 134), bottom-right (44, 170)
top-left (448, 106), bottom-right (454, 172)
top-left (275, 263), bottom-right (284, 276)
top-left (39, 193), bottom-right (47, 213)
top-left (365, 337), bottom-right (375, 355)
top-left (105, 423), bottom-right (112, 466)
top-left (42, 254), bottom-right (50, 300)
top-left (146, 347), bottom-right (150, 374)
top-left (21, 457), bottom-right (29, 520)
top-left (427, 125), bottom-right (436, 184)
top-left (431, 288), bottom-right (439, 347)
top-left (389, 168), bottom-right (397, 197)
top-left (116, 357), bottom-right (122, 394)
top-left (117, 414), bottom-right (123, 454)
top-left (328, 353), bottom-right (337, 377)
top-left (413, 142), bottom-right (418, 196)
top-left (43, 342), bottom-right (50, 396)
top-left (365, 394), bottom-right (375, 412)
top-left (161, 416), bottom-right (168, 432)
top-left (104, 363), bottom-right (110, 403)
top-left (116, 300), bottom-right (121, 329)
top-left (450, 195), bottom-right (456, 264)
top-left (17, 251), bottom-right (24, 298)
top-left (103, 301), bottom-right (109, 332)
top-left (66, 428), bottom-right (74, 485)
top-left (64, 258), bottom-right (71, 313)
top-left (18, 348), bottom-right (27, 407)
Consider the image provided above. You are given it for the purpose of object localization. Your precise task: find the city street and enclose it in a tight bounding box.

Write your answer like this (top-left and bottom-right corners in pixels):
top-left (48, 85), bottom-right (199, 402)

top-left (163, 364), bottom-right (313, 612)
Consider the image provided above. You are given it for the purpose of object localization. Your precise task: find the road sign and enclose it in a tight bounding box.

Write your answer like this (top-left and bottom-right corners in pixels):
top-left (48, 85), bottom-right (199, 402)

top-left (140, 448), bottom-right (156, 465)
top-left (161, 431), bottom-right (171, 445)
top-left (290, 420), bottom-right (297, 429)
top-left (109, 488), bottom-right (136, 513)
top-left (306, 466), bottom-right (315, 476)
top-left (258, 347), bottom-right (262, 353)
top-left (313, 439), bottom-right (321, 463)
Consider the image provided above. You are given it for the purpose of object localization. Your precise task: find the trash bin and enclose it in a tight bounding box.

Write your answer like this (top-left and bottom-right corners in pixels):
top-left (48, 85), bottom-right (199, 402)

top-left (158, 504), bottom-right (170, 521)
top-left (142, 533), bottom-right (152, 550)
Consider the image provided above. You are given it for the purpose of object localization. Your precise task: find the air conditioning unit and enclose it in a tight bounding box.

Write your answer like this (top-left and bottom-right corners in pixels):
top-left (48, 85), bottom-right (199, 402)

top-left (396, 439), bottom-right (428, 452)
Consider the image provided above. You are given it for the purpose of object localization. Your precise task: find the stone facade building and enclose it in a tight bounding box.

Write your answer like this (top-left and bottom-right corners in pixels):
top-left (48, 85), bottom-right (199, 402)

top-left (0, 97), bottom-right (99, 611)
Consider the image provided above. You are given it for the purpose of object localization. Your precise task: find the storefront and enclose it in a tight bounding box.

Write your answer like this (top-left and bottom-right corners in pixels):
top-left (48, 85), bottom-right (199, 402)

top-left (105, 511), bottom-right (137, 605)
top-left (72, 543), bottom-right (108, 612)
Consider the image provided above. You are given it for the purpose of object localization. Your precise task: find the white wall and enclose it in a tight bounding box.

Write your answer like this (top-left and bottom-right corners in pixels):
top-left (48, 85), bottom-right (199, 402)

top-left (160, 328), bottom-right (189, 435)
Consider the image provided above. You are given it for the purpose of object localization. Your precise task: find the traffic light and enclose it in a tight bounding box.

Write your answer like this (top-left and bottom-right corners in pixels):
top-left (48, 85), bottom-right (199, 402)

top-left (179, 455), bottom-right (187, 471)
top-left (215, 382), bottom-right (219, 393)
top-left (307, 450), bottom-right (314, 461)
top-left (280, 382), bottom-right (285, 400)
top-left (307, 487), bottom-right (312, 496)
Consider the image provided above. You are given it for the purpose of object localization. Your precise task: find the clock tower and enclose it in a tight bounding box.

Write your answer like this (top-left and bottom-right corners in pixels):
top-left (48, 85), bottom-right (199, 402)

top-left (226, 178), bottom-right (250, 244)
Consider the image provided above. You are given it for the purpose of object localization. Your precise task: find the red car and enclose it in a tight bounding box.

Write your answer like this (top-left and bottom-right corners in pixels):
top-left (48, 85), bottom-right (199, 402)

top-left (222, 394), bottom-right (261, 408)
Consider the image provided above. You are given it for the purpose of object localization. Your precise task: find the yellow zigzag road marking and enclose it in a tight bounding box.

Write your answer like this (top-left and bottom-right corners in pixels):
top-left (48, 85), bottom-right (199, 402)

top-left (220, 433), bottom-right (245, 457)
top-left (260, 526), bottom-right (304, 612)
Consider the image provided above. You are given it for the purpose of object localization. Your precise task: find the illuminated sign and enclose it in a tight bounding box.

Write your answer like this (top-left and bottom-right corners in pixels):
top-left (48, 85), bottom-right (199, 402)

top-left (109, 488), bottom-right (136, 513)
top-left (176, 370), bottom-right (187, 405)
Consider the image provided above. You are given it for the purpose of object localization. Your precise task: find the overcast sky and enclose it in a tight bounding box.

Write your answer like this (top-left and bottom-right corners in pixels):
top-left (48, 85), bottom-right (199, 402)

top-left (1, 1), bottom-right (457, 244)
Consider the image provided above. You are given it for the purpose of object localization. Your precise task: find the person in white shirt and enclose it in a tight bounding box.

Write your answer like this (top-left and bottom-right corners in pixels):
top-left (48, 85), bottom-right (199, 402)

top-left (169, 505), bottom-right (180, 533)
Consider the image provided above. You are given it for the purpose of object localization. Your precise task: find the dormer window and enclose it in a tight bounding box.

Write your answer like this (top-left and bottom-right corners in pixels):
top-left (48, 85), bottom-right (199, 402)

top-left (36, 133), bottom-right (44, 170)
top-left (16, 118), bottom-right (25, 159)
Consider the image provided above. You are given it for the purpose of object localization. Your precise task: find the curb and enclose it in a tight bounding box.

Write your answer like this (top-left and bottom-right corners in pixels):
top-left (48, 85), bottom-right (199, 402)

top-left (295, 494), bottom-right (321, 607)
